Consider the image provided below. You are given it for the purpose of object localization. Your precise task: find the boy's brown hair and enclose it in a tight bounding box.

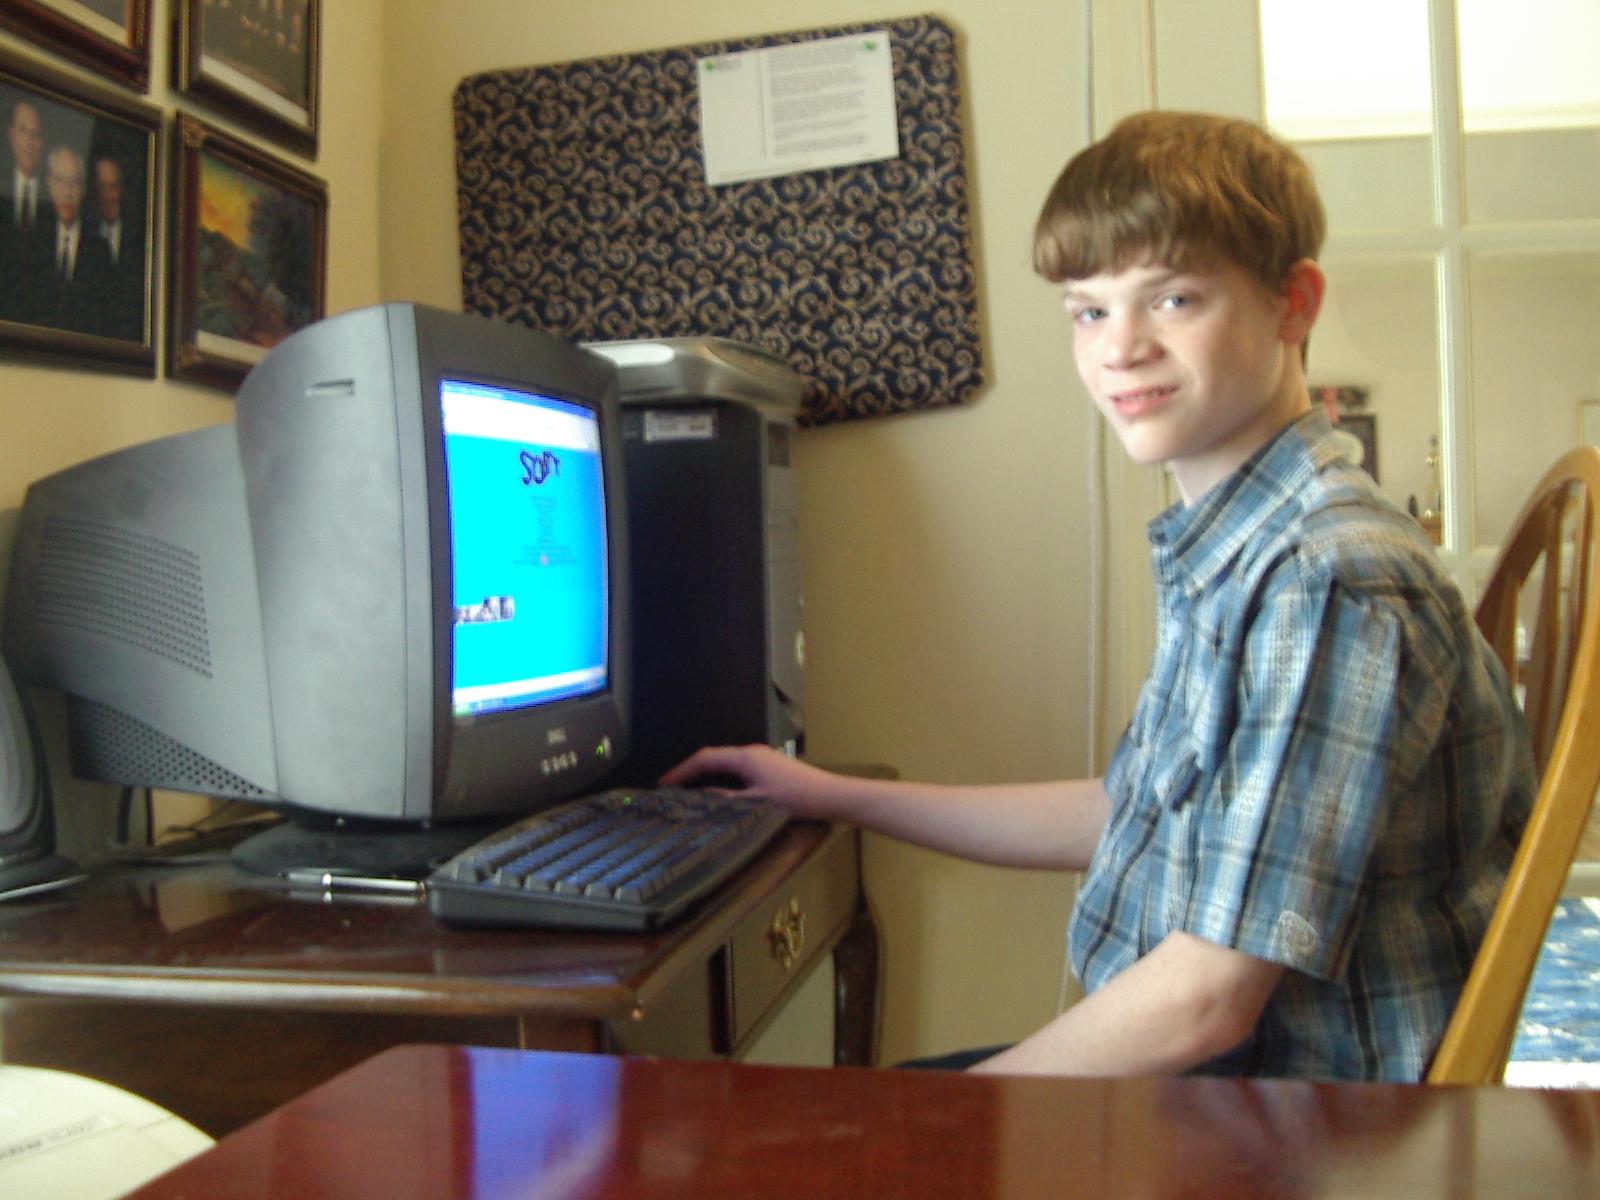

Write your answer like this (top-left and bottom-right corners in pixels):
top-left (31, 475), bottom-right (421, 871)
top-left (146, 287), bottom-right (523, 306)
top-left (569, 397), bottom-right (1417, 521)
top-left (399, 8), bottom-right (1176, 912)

top-left (1034, 111), bottom-right (1326, 290)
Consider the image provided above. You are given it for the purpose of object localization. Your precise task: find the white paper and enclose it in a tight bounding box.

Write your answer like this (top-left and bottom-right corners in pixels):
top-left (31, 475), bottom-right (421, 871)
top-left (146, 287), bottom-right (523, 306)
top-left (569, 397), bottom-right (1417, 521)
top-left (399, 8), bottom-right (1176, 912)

top-left (698, 31), bottom-right (899, 186)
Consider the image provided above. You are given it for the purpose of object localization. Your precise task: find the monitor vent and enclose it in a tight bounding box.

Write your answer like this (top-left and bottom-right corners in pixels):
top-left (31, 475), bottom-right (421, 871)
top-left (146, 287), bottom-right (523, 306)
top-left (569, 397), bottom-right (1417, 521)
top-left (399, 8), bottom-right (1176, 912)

top-left (34, 517), bottom-right (213, 676)
top-left (68, 699), bottom-right (275, 799)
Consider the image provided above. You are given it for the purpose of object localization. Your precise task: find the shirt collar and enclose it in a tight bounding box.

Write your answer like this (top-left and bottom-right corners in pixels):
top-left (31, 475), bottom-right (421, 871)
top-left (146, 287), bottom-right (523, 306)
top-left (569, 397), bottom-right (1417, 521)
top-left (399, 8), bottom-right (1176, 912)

top-left (1147, 408), bottom-right (1346, 595)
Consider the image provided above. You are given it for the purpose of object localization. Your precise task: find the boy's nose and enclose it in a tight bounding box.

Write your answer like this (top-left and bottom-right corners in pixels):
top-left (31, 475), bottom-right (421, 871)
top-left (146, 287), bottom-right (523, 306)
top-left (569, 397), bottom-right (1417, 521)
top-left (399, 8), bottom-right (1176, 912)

top-left (1101, 313), bottom-right (1155, 369)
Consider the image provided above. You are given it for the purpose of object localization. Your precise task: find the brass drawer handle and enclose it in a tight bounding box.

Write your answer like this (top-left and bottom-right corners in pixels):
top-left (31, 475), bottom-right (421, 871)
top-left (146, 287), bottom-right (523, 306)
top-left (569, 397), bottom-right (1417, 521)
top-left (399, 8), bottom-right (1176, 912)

top-left (768, 896), bottom-right (807, 971)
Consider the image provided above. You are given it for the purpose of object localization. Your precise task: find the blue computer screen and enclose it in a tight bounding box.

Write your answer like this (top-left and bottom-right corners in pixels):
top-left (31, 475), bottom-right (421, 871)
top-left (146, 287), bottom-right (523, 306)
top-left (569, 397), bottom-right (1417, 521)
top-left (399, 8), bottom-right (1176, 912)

top-left (441, 379), bottom-right (609, 717)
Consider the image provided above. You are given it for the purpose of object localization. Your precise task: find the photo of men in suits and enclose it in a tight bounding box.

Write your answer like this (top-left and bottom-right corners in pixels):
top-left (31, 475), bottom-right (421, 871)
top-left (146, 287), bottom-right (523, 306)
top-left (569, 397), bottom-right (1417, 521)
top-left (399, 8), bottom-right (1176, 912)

top-left (1, 80), bottom-right (151, 345)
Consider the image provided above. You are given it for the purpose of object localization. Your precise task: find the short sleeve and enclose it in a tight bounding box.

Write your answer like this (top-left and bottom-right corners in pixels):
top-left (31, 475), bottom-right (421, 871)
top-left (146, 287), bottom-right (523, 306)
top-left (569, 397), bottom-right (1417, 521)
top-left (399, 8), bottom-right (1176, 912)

top-left (1180, 569), bottom-right (1406, 979)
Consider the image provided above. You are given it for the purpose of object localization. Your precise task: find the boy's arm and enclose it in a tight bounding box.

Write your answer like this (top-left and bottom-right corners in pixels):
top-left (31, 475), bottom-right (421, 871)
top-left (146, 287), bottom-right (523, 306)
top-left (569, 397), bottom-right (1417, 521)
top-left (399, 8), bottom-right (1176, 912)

top-left (969, 932), bottom-right (1285, 1076)
top-left (662, 745), bottom-right (1111, 871)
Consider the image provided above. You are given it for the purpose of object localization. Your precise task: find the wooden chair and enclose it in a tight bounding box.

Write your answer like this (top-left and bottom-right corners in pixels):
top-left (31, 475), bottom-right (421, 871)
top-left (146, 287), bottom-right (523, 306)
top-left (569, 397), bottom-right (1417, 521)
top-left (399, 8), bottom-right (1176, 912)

top-left (1427, 444), bottom-right (1600, 1084)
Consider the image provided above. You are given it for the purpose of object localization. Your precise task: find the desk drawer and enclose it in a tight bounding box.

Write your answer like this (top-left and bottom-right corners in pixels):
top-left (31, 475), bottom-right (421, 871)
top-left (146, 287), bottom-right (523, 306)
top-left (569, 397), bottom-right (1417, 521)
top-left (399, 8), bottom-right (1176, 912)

top-left (728, 826), bottom-right (858, 1047)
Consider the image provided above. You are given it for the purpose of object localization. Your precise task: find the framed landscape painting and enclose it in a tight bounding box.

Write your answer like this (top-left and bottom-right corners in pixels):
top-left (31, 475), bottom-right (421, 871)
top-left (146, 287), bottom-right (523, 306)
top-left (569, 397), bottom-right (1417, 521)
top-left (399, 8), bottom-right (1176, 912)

top-left (167, 112), bottom-right (325, 389)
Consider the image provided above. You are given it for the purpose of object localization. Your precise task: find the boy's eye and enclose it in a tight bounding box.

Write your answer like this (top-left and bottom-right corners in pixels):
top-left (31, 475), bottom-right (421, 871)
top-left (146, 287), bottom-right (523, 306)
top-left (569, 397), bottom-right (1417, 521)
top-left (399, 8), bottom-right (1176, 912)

top-left (1157, 292), bottom-right (1195, 311)
top-left (1070, 305), bottom-right (1106, 326)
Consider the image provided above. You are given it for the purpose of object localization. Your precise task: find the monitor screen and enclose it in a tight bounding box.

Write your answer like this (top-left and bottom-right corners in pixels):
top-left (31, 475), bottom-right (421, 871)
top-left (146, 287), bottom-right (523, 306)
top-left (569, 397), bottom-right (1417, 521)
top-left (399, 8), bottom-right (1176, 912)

top-left (442, 380), bottom-right (610, 717)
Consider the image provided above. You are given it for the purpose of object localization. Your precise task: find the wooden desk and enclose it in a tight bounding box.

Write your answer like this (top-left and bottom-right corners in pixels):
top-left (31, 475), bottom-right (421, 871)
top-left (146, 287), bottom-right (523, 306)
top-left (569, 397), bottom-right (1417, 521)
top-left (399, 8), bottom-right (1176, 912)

top-left (127, 1043), bottom-right (1600, 1199)
top-left (0, 821), bottom-right (875, 1138)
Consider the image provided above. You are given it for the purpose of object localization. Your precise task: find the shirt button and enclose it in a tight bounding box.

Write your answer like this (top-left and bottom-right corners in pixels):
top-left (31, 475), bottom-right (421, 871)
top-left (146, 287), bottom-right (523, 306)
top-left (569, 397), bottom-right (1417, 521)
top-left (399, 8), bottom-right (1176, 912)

top-left (1278, 910), bottom-right (1319, 957)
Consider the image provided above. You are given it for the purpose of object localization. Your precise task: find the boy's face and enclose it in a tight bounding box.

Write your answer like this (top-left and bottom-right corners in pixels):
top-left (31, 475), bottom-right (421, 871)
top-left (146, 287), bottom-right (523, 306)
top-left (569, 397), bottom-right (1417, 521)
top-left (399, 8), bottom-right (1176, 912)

top-left (1063, 255), bottom-right (1319, 504)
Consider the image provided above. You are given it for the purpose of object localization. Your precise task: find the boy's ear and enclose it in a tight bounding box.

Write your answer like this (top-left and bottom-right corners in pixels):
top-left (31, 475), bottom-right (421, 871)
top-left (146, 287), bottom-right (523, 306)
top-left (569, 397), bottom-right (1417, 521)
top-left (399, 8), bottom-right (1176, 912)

top-left (1279, 259), bottom-right (1325, 344)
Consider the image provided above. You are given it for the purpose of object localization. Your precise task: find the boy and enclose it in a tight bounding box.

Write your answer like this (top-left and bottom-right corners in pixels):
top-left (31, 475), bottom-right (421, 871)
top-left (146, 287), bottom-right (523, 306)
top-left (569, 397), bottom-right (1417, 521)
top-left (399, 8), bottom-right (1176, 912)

top-left (663, 112), bottom-right (1534, 1081)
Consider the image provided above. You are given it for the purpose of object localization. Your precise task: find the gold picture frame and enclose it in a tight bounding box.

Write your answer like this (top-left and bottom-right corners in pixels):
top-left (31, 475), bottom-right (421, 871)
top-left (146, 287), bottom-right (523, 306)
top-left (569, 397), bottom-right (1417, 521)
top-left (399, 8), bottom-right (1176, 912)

top-left (172, 0), bottom-right (319, 157)
top-left (0, 0), bottom-right (152, 91)
top-left (1, 48), bottom-right (160, 372)
top-left (166, 112), bottom-right (325, 390)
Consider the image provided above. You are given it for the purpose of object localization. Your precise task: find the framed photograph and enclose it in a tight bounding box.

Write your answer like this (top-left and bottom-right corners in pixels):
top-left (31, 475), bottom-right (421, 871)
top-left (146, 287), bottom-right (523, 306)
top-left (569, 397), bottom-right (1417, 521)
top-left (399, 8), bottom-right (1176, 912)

top-left (0, 0), bottom-right (152, 91)
top-left (1339, 412), bottom-right (1379, 483)
top-left (173, 0), bottom-right (319, 157)
top-left (1, 49), bottom-right (160, 372)
top-left (167, 112), bottom-right (325, 389)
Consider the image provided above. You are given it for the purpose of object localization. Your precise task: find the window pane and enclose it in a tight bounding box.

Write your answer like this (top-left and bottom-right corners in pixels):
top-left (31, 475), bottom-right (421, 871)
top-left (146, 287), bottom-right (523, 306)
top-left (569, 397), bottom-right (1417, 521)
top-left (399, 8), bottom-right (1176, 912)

top-left (1310, 257), bottom-right (1442, 524)
top-left (1458, 0), bottom-right (1600, 223)
top-left (1297, 141), bottom-right (1436, 232)
top-left (1469, 252), bottom-right (1600, 549)
top-left (1465, 130), bottom-right (1600, 224)
top-left (1259, 0), bottom-right (1437, 232)
top-left (1260, 0), bottom-right (1432, 139)
top-left (1456, 0), bottom-right (1600, 133)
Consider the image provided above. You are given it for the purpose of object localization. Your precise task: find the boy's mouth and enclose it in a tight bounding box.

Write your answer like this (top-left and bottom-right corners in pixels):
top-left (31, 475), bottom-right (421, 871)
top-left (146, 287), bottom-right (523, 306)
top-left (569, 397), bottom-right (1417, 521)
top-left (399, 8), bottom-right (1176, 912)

top-left (1108, 386), bottom-right (1176, 417)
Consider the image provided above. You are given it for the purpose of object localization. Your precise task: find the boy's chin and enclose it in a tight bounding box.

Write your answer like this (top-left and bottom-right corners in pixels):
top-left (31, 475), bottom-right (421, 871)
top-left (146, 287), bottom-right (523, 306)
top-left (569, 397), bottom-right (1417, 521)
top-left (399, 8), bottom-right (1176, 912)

top-left (1108, 429), bottom-right (1174, 467)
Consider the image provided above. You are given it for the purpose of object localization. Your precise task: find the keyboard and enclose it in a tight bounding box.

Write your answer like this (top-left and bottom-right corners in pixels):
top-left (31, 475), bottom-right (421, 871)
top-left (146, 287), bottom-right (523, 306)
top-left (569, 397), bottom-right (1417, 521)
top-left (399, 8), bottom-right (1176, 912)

top-left (426, 786), bottom-right (789, 932)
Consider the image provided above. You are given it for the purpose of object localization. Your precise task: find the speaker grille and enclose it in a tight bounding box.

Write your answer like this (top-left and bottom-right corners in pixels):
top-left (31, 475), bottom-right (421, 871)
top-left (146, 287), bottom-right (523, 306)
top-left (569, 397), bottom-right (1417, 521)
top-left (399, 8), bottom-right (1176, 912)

top-left (69, 699), bottom-right (274, 799)
top-left (34, 517), bottom-right (213, 676)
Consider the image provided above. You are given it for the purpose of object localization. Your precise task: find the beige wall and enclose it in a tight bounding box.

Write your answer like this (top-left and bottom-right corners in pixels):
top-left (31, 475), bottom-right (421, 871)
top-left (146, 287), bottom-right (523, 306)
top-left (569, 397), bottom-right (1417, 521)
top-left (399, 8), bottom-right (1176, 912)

top-left (1, 0), bottom-right (386, 846)
top-left (378, 0), bottom-right (1099, 1064)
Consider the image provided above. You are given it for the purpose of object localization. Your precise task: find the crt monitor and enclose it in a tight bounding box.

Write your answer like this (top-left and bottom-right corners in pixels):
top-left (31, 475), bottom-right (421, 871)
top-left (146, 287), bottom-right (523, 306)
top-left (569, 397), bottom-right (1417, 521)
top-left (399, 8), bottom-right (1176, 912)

top-left (0, 303), bottom-right (631, 874)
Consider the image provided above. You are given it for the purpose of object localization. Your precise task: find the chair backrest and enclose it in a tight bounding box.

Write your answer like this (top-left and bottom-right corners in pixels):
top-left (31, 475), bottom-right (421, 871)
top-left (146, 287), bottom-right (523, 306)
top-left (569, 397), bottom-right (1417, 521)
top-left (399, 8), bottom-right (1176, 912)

top-left (1427, 444), bottom-right (1600, 1084)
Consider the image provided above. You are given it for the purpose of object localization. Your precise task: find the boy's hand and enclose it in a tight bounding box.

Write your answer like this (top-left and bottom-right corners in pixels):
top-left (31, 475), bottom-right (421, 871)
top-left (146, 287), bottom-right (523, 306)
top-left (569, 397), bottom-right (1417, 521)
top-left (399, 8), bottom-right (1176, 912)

top-left (659, 745), bottom-right (842, 820)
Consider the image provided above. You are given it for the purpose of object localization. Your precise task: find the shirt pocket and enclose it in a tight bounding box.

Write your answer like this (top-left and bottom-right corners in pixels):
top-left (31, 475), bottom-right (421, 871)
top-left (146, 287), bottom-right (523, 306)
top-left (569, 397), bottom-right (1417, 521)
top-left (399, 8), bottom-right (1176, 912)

top-left (1150, 742), bottom-right (1200, 810)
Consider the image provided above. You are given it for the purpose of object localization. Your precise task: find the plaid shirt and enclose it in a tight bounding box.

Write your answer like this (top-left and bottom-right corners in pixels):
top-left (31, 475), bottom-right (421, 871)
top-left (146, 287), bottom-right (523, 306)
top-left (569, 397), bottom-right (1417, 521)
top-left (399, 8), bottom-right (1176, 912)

top-left (1069, 410), bottom-right (1534, 1081)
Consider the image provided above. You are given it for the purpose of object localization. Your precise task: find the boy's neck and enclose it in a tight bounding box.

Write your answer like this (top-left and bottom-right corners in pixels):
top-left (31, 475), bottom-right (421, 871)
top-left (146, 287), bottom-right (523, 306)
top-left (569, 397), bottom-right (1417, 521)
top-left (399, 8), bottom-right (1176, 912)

top-left (1171, 385), bottom-right (1312, 506)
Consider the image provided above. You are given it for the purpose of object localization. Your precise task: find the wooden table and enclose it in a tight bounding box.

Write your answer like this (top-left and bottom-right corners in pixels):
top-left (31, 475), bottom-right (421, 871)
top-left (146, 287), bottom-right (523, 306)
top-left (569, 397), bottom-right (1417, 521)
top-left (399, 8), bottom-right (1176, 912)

top-left (126, 1042), bottom-right (1600, 1199)
top-left (0, 821), bottom-right (875, 1138)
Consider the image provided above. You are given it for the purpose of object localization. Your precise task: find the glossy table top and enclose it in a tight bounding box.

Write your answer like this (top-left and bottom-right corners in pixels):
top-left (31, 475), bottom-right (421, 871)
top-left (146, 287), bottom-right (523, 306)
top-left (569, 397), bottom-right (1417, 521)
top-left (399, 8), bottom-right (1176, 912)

top-left (128, 1044), bottom-right (1600, 1199)
top-left (0, 821), bottom-right (837, 1019)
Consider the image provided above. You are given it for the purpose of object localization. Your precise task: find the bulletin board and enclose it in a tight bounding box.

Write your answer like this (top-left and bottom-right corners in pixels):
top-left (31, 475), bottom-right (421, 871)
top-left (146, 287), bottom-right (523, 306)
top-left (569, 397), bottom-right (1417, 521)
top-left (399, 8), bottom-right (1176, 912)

top-left (452, 15), bottom-right (984, 426)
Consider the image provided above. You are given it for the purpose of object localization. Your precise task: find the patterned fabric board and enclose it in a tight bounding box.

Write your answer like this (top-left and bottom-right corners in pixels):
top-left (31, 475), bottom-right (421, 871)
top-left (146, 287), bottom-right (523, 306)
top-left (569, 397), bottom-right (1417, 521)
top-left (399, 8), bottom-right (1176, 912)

top-left (453, 15), bottom-right (984, 427)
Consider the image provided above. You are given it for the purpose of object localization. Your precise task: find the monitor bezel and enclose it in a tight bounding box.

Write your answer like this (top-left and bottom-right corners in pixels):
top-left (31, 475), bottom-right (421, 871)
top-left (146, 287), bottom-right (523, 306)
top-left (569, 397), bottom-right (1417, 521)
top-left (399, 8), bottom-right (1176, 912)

top-left (408, 308), bottom-right (632, 822)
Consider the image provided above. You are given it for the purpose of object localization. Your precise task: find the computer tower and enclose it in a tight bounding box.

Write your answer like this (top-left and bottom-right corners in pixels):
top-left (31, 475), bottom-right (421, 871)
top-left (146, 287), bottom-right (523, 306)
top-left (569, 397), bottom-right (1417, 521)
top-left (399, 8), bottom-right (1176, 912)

top-left (584, 339), bottom-right (806, 784)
